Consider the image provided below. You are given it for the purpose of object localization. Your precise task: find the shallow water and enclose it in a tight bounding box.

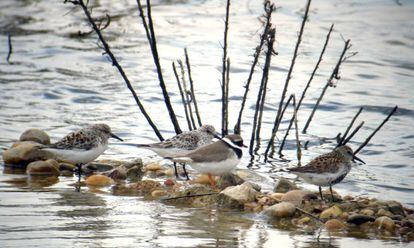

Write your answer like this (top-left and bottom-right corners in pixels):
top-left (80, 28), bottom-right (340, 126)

top-left (0, 0), bottom-right (413, 247)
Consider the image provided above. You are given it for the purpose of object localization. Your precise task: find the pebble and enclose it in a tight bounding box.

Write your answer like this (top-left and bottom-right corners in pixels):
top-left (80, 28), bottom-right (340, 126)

top-left (347, 214), bottom-right (376, 225)
top-left (374, 216), bottom-right (395, 232)
top-left (26, 159), bottom-right (60, 176)
top-left (192, 174), bottom-right (212, 185)
top-left (164, 179), bottom-right (175, 186)
top-left (269, 193), bottom-right (285, 202)
top-left (320, 205), bottom-right (343, 219)
top-left (387, 201), bottom-right (406, 216)
top-left (145, 162), bottom-right (162, 172)
top-left (220, 182), bottom-right (258, 204)
top-left (85, 175), bottom-right (115, 187)
top-left (263, 202), bottom-right (296, 218)
top-left (3, 141), bottom-right (52, 165)
top-left (273, 178), bottom-right (298, 193)
top-left (59, 163), bottom-right (76, 172)
top-left (377, 208), bottom-right (393, 217)
top-left (281, 190), bottom-right (317, 206)
top-left (325, 219), bottom-right (346, 231)
top-left (359, 208), bottom-right (375, 216)
top-left (19, 128), bottom-right (50, 145)
top-left (151, 189), bottom-right (167, 198)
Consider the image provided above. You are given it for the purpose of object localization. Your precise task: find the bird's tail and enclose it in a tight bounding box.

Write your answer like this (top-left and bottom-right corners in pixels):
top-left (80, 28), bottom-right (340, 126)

top-left (164, 156), bottom-right (192, 164)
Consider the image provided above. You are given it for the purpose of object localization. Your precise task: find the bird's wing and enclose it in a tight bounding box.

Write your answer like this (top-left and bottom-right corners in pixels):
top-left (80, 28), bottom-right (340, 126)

top-left (288, 152), bottom-right (343, 174)
top-left (153, 131), bottom-right (200, 150)
top-left (176, 142), bottom-right (230, 163)
top-left (48, 130), bottom-right (97, 150)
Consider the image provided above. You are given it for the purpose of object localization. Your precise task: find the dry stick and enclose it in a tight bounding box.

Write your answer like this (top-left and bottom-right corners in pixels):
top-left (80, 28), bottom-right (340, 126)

top-left (234, 1), bottom-right (274, 135)
top-left (292, 95), bottom-right (302, 166)
top-left (178, 60), bottom-right (196, 130)
top-left (6, 34), bottom-right (12, 64)
top-left (341, 121), bottom-right (365, 146)
top-left (276, 95), bottom-right (295, 157)
top-left (277, 25), bottom-right (334, 156)
top-left (136, 0), bottom-right (182, 134)
top-left (273, 198), bottom-right (324, 223)
top-left (302, 39), bottom-right (352, 134)
top-left (354, 105), bottom-right (398, 155)
top-left (161, 192), bottom-right (219, 201)
top-left (225, 58), bottom-right (230, 133)
top-left (70, 0), bottom-right (164, 140)
top-left (336, 106), bottom-right (364, 147)
top-left (221, 0), bottom-right (231, 136)
top-left (265, 0), bottom-right (312, 158)
top-left (184, 48), bottom-right (202, 127)
top-left (249, 28), bottom-right (276, 155)
top-left (172, 62), bottom-right (192, 131)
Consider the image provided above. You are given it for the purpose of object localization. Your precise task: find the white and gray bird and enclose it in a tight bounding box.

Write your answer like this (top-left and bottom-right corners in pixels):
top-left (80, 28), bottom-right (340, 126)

top-left (169, 134), bottom-right (246, 187)
top-left (40, 123), bottom-right (123, 181)
top-left (135, 124), bottom-right (219, 180)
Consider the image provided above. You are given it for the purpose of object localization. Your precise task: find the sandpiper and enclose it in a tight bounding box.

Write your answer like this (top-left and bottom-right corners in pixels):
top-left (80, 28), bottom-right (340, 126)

top-left (286, 145), bottom-right (365, 201)
top-left (169, 134), bottom-right (246, 187)
top-left (135, 124), bottom-right (219, 180)
top-left (40, 123), bottom-right (123, 181)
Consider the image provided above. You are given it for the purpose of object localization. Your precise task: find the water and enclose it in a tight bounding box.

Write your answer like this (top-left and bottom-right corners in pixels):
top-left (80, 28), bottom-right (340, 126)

top-left (0, 0), bottom-right (413, 247)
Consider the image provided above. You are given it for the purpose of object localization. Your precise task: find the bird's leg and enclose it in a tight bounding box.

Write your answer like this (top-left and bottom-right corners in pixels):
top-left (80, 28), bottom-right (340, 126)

top-left (329, 185), bottom-right (335, 202)
top-left (182, 163), bottom-right (190, 181)
top-left (319, 186), bottom-right (324, 201)
top-left (173, 162), bottom-right (179, 179)
top-left (208, 174), bottom-right (216, 188)
top-left (76, 163), bottom-right (83, 183)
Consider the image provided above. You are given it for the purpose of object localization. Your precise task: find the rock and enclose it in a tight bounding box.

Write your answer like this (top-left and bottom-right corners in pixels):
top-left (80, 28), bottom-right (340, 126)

top-left (359, 208), bottom-right (375, 216)
top-left (273, 178), bottom-right (298, 193)
top-left (144, 162), bottom-right (162, 172)
top-left (374, 216), bottom-right (395, 232)
top-left (269, 193), bottom-right (285, 202)
top-left (59, 163), bottom-right (76, 172)
top-left (325, 219), bottom-right (346, 231)
top-left (217, 173), bottom-right (245, 190)
top-left (26, 159), bottom-right (60, 176)
top-left (377, 208), bottom-right (393, 217)
top-left (387, 201), bottom-right (406, 216)
top-left (124, 158), bottom-right (143, 169)
top-left (298, 217), bottom-right (311, 225)
top-left (258, 196), bottom-right (276, 206)
top-left (3, 141), bottom-right (52, 165)
top-left (164, 179), bottom-right (175, 186)
top-left (126, 167), bottom-right (143, 181)
top-left (281, 190), bottom-right (317, 206)
top-left (164, 168), bottom-right (175, 177)
top-left (133, 180), bottom-right (162, 194)
top-left (91, 163), bottom-right (115, 172)
top-left (320, 205), bottom-right (343, 219)
top-left (151, 189), bottom-right (167, 198)
top-left (191, 174), bottom-right (211, 185)
top-left (167, 185), bottom-right (218, 207)
top-left (19, 128), bottom-right (50, 145)
top-left (105, 166), bottom-right (128, 180)
top-left (218, 182), bottom-right (258, 209)
top-left (60, 170), bottom-right (74, 177)
top-left (85, 175), bottom-right (115, 187)
top-left (263, 202), bottom-right (296, 218)
top-left (347, 214), bottom-right (376, 225)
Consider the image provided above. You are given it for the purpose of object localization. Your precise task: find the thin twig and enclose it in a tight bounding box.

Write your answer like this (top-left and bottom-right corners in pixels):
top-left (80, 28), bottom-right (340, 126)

top-left (234, 1), bottom-right (274, 134)
top-left (184, 48), bottom-right (202, 127)
top-left (265, 0), bottom-right (312, 157)
top-left (178, 60), bottom-right (196, 130)
top-left (136, 0), bottom-right (182, 134)
top-left (276, 95), bottom-right (295, 157)
top-left (225, 57), bottom-right (230, 133)
top-left (341, 121), bottom-right (365, 146)
top-left (249, 28), bottom-right (276, 155)
top-left (354, 106), bottom-right (398, 155)
top-left (302, 39), bottom-right (352, 134)
top-left (6, 34), bottom-right (12, 64)
top-left (68, 0), bottom-right (164, 140)
top-left (161, 192), bottom-right (218, 201)
top-left (173, 62), bottom-right (192, 130)
top-left (221, 0), bottom-right (231, 136)
top-left (292, 95), bottom-right (302, 166)
top-left (337, 106), bottom-right (364, 147)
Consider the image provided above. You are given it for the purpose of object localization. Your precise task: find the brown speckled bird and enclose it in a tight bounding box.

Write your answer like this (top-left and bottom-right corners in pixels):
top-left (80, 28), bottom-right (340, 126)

top-left (287, 145), bottom-right (365, 201)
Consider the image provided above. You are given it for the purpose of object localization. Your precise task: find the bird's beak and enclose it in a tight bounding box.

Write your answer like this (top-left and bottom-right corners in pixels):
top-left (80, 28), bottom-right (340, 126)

top-left (213, 132), bottom-right (223, 140)
top-left (110, 133), bottom-right (124, 142)
top-left (353, 155), bottom-right (365, 164)
top-left (242, 144), bottom-right (248, 148)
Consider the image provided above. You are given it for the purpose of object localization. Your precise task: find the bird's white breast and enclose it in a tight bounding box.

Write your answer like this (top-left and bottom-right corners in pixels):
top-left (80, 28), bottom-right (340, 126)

top-left (44, 143), bottom-right (107, 164)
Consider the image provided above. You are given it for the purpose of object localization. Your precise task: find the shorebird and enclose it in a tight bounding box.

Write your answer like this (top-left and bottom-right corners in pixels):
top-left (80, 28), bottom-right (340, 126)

top-left (286, 145), bottom-right (365, 201)
top-left (168, 134), bottom-right (246, 187)
top-left (40, 123), bottom-right (123, 182)
top-left (135, 124), bottom-right (219, 180)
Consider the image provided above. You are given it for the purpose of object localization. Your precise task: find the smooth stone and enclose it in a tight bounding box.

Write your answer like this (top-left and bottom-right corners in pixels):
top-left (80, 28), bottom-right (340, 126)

top-left (386, 201), bottom-right (406, 216)
top-left (269, 192), bottom-right (285, 202)
top-left (164, 168), bottom-right (175, 177)
top-left (377, 208), bottom-right (393, 217)
top-left (60, 170), bottom-right (74, 177)
top-left (374, 216), bottom-right (395, 232)
top-left (263, 202), bottom-right (296, 218)
top-left (26, 159), bottom-right (60, 176)
top-left (164, 179), bottom-right (175, 186)
top-left (124, 158), bottom-right (143, 169)
top-left (325, 219), bottom-right (346, 231)
top-left (126, 167), bottom-right (143, 182)
top-left (273, 178), bottom-right (298, 193)
top-left (85, 175), bottom-right (115, 187)
top-left (281, 190), bottom-right (317, 206)
top-left (258, 196), bottom-right (276, 206)
top-left (151, 189), bottom-right (167, 198)
top-left (347, 214), bottom-right (376, 225)
top-left (19, 128), bottom-right (50, 145)
top-left (167, 185), bottom-right (218, 207)
top-left (104, 165), bottom-right (127, 180)
top-left (298, 217), bottom-right (311, 225)
top-left (359, 208), bottom-right (375, 216)
top-left (217, 173), bottom-right (245, 190)
top-left (144, 162), bottom-right (162, 172)
top-left (3, 141), bottom-right (52, 165)
top-left (192, 174), bottom-right (212, 185)
top-left (320, 205), bottom-right (343, 219)
top-left (220, 182), bottom-right (258, 204)
top-left (59, 163), bottom-right (76, 171)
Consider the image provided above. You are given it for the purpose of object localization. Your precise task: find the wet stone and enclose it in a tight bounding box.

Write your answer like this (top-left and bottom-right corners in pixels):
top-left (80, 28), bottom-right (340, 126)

top-left (263, 202), bottom-right (296, 218)
top-left (217, 173), bottom-right (245, 190)
top-left (347, 214), bottom-right (376, 225)
top-left (281, 190), bottom-right (317, 206)
top-left (126, 167), bottom-right (143, 182)
top-left (320, 205), bottom-right (343, 219)
top-left (59, 162), bottom-right (76, 172)
top-left (374, 216), bottom-right (395, 232)
top-left (26, 159), bottom-right (60, 176)
top-left (19, 128), bottom-right (50, 145)
top-left (3, 141), bottom-right (52, 165)
top-left (387, 201), bottom-right (406, 216)
top-left (325, 219), bottom-right (346, 231)
top-left (273, 178), bottom-right (298, 193)
top-left (218, 182), bottom-right (258, 209)
top-left (377, 208), bottom-right (393, 217)
top-left (85, 175), bottom-right (115, 187)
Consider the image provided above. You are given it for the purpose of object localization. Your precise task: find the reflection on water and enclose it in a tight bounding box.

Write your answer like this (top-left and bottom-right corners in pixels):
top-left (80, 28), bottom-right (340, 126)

top-left (0, 0), bottom-right (413, 247)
